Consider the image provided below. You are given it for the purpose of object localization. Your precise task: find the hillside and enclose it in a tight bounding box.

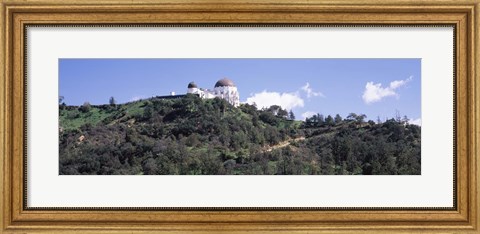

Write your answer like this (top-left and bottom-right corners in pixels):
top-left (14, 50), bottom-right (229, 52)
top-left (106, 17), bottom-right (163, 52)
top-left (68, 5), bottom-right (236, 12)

top-left (59, 94), bottom-right (421, 175)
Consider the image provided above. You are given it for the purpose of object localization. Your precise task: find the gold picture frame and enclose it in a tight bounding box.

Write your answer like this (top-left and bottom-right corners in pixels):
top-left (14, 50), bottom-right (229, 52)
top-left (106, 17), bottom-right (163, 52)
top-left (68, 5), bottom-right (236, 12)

top-left (1, 0), bottom-right (479, 233)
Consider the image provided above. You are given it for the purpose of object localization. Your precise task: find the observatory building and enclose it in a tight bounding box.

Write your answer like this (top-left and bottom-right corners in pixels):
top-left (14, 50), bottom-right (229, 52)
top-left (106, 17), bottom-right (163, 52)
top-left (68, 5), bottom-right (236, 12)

top-left (187, 78), bottom-right (240, 107)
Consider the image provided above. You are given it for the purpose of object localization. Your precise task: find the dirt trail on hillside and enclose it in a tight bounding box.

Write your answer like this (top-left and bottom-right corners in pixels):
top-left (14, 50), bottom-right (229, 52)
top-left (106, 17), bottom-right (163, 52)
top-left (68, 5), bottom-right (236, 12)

top-left (264, 136), bottom-right (306, 152)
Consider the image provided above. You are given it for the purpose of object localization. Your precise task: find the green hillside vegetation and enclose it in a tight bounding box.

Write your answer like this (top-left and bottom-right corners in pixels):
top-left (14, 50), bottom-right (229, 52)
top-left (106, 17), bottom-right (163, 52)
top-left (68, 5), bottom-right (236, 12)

top-left (59, 94), bottom-right (421, 175)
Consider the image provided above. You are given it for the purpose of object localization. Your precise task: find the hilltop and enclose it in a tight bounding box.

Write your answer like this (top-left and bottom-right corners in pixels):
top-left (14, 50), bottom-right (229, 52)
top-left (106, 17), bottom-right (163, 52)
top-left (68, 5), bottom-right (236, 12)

top-left (59, 94), bottom-right (421, 175)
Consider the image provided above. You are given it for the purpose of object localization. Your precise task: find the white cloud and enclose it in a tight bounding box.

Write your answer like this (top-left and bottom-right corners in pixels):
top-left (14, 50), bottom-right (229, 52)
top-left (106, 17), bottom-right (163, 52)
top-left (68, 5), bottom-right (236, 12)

top-left (362, 76), bottom-right (413, 104)
top-left (301, 111), bottom-right (317, 119)
top-left (246, 90), bottom-right (304, 110)
top-left (301, 82), bottom-right (324, 98)
top-left (246, 82), bottom-right (323, 112)
top-left (409, 118), bottom-right (422, 126)
top-left (362, 82), bottom-right (396, 104)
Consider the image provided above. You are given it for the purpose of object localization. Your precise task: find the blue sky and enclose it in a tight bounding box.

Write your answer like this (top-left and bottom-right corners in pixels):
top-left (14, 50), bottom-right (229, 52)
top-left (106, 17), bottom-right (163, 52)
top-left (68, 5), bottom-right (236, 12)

top-left (59, 59), bottom-right (421, 124)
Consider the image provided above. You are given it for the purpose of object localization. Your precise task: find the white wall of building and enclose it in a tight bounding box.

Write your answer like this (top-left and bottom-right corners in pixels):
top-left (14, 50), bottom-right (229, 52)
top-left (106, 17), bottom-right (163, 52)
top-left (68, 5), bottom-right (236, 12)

top-left (187, 83), bottom-right (240, 107)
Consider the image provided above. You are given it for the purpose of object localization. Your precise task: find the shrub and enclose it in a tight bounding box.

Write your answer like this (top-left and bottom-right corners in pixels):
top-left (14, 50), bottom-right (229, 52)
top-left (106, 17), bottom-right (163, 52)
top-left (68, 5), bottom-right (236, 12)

top-left (79, 102), bottom-right (91, 113)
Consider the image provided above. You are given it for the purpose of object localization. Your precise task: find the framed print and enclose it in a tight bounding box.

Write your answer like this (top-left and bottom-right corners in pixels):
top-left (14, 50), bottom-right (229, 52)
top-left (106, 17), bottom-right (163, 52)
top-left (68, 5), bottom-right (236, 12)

top-left (1, 0), bottom-right (479, 233)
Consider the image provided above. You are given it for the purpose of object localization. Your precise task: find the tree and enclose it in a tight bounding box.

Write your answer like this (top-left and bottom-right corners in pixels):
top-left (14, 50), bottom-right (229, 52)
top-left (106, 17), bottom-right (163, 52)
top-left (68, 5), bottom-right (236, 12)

top-left (259, 112), bottom-right (279, 126)
top-left (59, 95), bottom-right (65, 104)
top-left (59, 102), bottom-right (66, 110)
top-left (266, 105), bottom-right (288, 118)
top-left (143, 106), bottom-right (153, 120)
top-left (395, 109), bottom-right (402, 122)
top-left (334, 114), bottom-right (343, 125)
top-left (355, 114), bottom-right (367, 124)
top-left (79, 102), bottom-right (91, 113)
top-left (267, 105), bottom-right (282, 116)
top-left (316, 114), bottom-right (324, 127)
top-left (402, 115), bottom-right (409, 124)
top-left (346, 113), bottom-right (357, 122)
top-left (305, 117), bottom-right (313, 128)
top-left (288, 110), bottom-right (295, 120)
top-left (277, 108), bottom-right (288, 119)
top-left (109, 96), bottom-right (116, 106)
top-left (325, 115), bottom-right (334, 126)
top-left (142, 155), bottom-right (158, 175)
